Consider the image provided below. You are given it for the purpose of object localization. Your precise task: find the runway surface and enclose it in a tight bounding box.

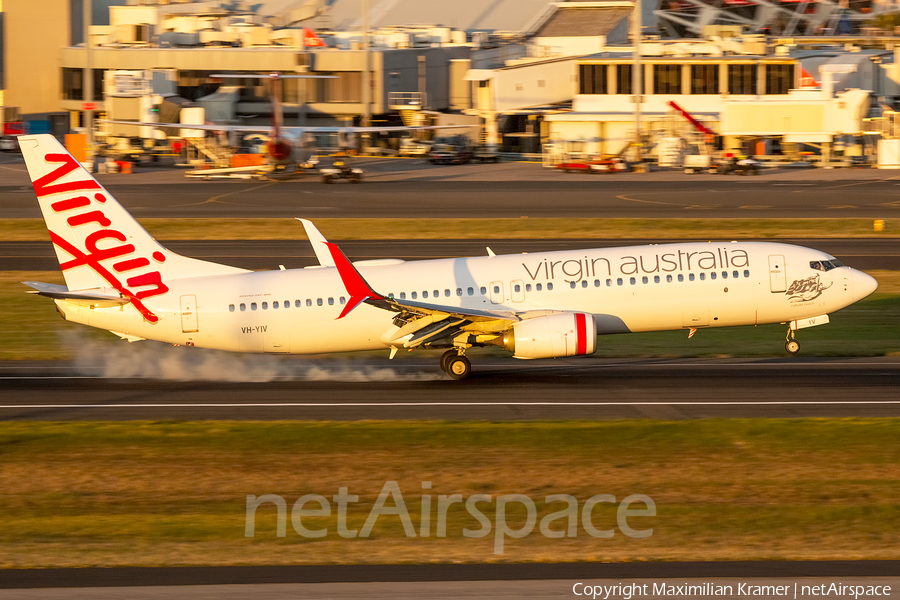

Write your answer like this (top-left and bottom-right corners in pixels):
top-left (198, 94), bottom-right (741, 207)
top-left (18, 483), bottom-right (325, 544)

top-left (2, 155), bottom-right (900, 219)
top-left (2, 358), bottom-right (898, 420)
top-left (3, 238), bottom-right (898, 271)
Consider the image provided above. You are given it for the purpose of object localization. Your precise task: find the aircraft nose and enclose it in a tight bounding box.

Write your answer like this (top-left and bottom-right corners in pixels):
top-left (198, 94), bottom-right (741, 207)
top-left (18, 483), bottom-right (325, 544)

top-left (852, 269), bottom-right (878, 302)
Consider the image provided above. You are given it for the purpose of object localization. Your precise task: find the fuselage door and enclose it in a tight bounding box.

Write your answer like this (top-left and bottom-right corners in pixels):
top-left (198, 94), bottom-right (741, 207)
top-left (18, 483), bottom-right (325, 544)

top-left (490, 281), bottom-right (504, 304)
top-left (768, 255), bottom-right (786, 293)
top-left (180, 294), bottom-right (199, 333)
top-left (510, 279), bottom-right (525, 303)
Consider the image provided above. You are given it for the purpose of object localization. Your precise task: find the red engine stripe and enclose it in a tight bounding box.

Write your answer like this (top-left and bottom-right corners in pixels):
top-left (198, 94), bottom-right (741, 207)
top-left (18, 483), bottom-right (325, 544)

top-left (575, 313), bottom-right (587, 355)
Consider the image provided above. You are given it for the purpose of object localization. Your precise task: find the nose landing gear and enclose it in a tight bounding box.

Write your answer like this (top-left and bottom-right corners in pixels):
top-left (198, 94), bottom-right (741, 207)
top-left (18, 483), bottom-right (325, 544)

top-left (440, 348), bottom-right (472, 380)
top-left (785, 328), bottom-right (800, 355)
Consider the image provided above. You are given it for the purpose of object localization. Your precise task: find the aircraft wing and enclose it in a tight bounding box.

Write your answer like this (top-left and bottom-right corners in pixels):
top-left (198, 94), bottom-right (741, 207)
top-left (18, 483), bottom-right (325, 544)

top-left (102, 120), bottom-right (476, 134)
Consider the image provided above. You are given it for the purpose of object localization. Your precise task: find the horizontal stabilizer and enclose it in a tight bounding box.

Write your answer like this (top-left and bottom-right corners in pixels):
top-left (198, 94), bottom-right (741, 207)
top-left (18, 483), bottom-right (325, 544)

top-left (23, 281), bottom-right (130, 307)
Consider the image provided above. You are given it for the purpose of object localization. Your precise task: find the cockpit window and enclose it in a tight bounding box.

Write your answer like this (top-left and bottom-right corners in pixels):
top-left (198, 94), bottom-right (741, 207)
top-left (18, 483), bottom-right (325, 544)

top-left (810, 259), bottom-right (844, 272)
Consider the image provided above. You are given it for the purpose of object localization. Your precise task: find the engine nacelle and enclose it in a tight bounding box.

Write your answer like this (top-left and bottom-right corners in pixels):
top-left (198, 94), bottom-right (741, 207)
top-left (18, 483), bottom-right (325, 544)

top-left (501, 313), bottom-right (597, 359)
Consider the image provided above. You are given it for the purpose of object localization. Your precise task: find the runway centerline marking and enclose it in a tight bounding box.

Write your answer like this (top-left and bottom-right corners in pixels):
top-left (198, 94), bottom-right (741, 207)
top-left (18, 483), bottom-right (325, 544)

top-left (2, 401), bottom-right (900, 409)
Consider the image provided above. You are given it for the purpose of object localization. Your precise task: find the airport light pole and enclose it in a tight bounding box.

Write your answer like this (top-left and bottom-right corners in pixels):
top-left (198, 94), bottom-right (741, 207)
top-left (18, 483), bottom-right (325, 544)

top-left (632, 0), bottom-right (641, 163)
top-left (84, 0), bottom-right (93, 149)
top-left (362, 0), bottom-right (371, 128)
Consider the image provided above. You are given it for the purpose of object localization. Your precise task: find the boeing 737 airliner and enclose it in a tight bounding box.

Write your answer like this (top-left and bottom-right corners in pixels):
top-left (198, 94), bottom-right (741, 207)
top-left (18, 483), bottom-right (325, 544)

top-left (19, 134), bottom-right (878, 379)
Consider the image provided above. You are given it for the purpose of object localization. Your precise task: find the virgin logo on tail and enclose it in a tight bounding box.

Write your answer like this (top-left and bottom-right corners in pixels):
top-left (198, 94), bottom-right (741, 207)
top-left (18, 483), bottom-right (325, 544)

top-left (37, 152), bottom-right (169, 323)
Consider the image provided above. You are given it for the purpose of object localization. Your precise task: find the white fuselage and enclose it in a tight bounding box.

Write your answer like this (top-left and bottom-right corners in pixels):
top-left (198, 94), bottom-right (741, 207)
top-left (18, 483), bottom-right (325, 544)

top-left (54, 241), bottom-right (874, 356)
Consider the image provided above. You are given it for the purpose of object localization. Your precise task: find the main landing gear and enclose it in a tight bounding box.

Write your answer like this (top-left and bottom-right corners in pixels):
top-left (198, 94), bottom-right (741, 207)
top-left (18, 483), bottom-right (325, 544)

top-left (785, 328), bottom-right (800, 355)
top-left (440, 349), bottom-right (472, 380)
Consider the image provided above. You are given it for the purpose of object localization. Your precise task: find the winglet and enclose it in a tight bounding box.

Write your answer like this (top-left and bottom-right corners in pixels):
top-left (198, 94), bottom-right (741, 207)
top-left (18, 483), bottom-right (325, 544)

top-left (324, 241), bottom-right (384, 319)
top-left (297, 218), bottom-right (336, 267)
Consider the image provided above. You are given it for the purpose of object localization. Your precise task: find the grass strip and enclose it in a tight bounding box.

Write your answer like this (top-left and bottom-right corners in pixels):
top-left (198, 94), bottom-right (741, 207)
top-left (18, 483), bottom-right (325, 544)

top-left (1, 218), bottom-right (897, 241)
top-left (2, 271), bottom-right (899, 361)
top-left (0, 419), bottom-right (897, 567)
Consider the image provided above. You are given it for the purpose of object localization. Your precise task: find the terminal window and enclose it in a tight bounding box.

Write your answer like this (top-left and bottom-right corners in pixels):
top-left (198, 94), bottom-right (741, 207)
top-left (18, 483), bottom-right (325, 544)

top-left (579, 64), bottom-right (607, 94)
top-left (617, 65), bottom-right (641, 95)
top-left (728, 65), bottom-right (757, 95)
top-left (653, 65), bottom-right (682, 94)
top-left (691, 64), bottom-right (718, 94)
top-left (766, 64), bottom-right (794, 95)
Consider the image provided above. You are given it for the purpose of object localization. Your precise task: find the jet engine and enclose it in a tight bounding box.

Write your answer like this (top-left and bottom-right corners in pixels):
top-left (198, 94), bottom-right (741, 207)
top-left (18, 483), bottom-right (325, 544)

top-left (500, 313), bottom-right (597, 359)
top-left (266, 138), bottom-right (293, 162)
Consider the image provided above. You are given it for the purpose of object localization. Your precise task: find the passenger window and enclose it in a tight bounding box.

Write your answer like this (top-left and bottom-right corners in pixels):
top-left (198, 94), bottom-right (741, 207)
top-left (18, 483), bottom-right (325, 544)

top-left (481, 286), bottom-right (487, 294)
top-left (594, 279), bottom-right (600, 287)
top-left (295, 300), bottom-right (301, 308)
top-left (400, 292), bottom-right (407, 300)
top-left (515, 284), bottom-right (521, 292)
top-left (229, 304), bottom-right (235, 312)
top-left (721, 271), bottom-right (727, 279)
top-left (526, 284), bottom-right (532, 292)
top-left (733, 271), bottom-right (739, 279)
top-left (434, 290), bottom-right (440, 298)
top-left (456, 288), bottom-right (463, 296)
top-left (582, 280), bottom-right (588, 288)
top-left (273, 301), bottom-right (279, 309)
top-left (251, 302), bottom-right (258, 311)
top-left (710, 272), bottom-right (717, 280)
top-left (699, 273), bottom-right (706, 281)
top-left (744, 270), bottom-right (750, 278)
top-left (306, 299), bottom-right (312, 307)
top-left (317, 298), bottom-right (323, 306)
top-left (654, 275), bottom-right (660, 283)
top-left (689, 273), bottom-right (695, 281)
top-left (328, 297), bottom-right (334, 305)
top-left (547, 283), bottom-right (553, 291)
top-left (641, 276), bottom-right (648, 284)
top-left (666, 275), bottom-right (672, 283)
top-left (630, 277), bottom-right (636, 285)
top-left (678, 274), bottom-right (684, 282)
top-left (606, 279), bottom-right (612, 287)
top-left (617, 278), bottom-right (623, 286)
top-left (412, 292), bottom-right (418, 299)
top-left (493, 285), bottom-right (500, 294)
top-left (570, 281), bottom-right (576, 289)
top-left (536, 283), bottom-right (543, 291)
top-left (445, 289), bottom-right (450, 297)
top-left (340, 297), bottom-right (346, 304)
top-left (467, 287), bottom-right (474, 296)
top-left (262, 302), bottom-right (268, 310)
top-left (423, 291), bottom-right (429, 298)
top-left (240, 303), bottom-right (246, 311)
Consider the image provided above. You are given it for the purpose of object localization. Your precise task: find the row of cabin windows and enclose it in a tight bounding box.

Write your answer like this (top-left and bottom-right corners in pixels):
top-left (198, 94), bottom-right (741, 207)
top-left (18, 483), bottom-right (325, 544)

top-left (567, 270), bottom-right (751, 289)
top-left (395, 282), bottom-right (556, 301)
top-left (229, 297), bottom-right (347, 312)
top-left (226, 271), bottom-right (752, 311)
top-left (578, 64), bottom-right (793, 96)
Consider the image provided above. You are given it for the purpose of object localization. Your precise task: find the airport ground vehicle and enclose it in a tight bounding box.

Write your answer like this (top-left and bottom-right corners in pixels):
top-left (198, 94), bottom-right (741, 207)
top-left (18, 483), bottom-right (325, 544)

top-left (399, 138), bottom-right (432, 157)
top-left (429, 135), bottom-right (473, 165)
top-left (683, 154), bottom-right (711, 174)
top-left (320, 158), bottom-right (363, 183)
top-left (709, 154), bottom-right (761, 175)
top-left (0, 137), bottom-right (18, 151)
top-left (19, 134), bottom-right (878, 379)
top-left (557, 155), bottom-right (628, 173)
top-left (473, 144), bottom-right (500, 163)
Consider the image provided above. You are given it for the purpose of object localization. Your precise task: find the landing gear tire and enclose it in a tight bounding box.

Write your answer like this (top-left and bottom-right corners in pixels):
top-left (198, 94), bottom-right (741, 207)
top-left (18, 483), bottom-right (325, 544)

top-left (785, 339), bottom-right (800, 355)
top-left (440, 349), bottom-right (457, 373)
top-left (446, 355), bottom-right (471, 380)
